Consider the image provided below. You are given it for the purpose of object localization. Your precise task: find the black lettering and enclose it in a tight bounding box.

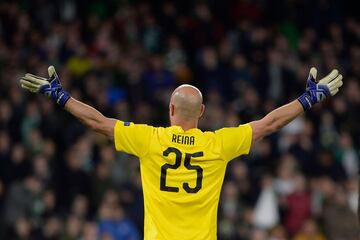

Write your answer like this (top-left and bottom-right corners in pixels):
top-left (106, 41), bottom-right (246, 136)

top-left (171, 134), bottom-right (196, 145)
top-left (190, 136), bottom-right (195, 145)
top-left (182, 136), bottom-right (187, 144)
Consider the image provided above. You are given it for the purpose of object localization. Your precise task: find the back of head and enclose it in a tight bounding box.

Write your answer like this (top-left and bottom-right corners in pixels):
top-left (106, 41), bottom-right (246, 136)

top-left (169, 84), bottom-right (204, 128)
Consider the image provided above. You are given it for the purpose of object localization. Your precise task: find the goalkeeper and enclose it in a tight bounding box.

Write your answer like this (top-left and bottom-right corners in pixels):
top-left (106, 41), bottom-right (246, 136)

top-left (20, 66), bottom-right (343, 240)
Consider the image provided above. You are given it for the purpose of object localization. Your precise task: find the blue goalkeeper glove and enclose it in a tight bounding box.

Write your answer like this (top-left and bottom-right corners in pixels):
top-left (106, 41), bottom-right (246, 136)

top-left (20, 66), bottom-right (71, 108)
top-left (297, 67), bottom-right (343, 111)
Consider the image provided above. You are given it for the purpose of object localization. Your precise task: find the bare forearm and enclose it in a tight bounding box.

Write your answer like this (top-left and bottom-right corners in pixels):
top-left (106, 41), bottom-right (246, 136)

top-left (264, 100), bottom-right (304, 132)
top-left (64, 98), bottom-right (116, 138)
top-left (65, 98), bottom-right (103, 127)
top-left (250, 100), bottom-right (304, 141)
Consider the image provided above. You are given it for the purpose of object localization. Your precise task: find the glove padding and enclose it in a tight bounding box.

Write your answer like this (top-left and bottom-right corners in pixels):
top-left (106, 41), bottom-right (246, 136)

top-left (298, 67), bottom-right (343, 110)
top-left (20, 66), bottom-right (71, 108)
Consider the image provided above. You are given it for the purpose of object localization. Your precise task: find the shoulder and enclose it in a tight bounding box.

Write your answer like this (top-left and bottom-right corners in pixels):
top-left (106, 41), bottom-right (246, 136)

top-left (116, 120), bottom-right (155, 130)
top-left (215, 124), bottom-right (252, 135)
top-left (114, 120), bottom-right (157, 142)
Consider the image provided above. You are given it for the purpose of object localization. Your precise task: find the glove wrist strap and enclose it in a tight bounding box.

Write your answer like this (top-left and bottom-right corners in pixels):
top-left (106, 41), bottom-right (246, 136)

top-left (51, 89), bottom-right (70, 108)
top-left (297, 92), bottom-right (313, 111)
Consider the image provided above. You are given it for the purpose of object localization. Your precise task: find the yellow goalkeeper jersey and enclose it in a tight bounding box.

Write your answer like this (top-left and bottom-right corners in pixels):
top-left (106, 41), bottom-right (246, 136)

top-left (114, 120), bottom-right (252, 240)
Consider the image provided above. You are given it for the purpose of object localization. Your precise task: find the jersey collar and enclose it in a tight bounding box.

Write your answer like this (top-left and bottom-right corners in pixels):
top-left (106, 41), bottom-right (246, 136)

top-left (172, 125), bottom-right (202, 134)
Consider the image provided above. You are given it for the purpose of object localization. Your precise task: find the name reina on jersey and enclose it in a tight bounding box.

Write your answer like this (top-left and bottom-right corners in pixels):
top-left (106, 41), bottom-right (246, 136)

top-left (172, 134), bottom-right (195, 145)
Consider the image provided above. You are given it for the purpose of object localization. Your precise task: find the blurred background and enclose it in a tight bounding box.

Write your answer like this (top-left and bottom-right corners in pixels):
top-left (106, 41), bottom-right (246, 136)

top-left (0, 0), bottom-right (359, 239)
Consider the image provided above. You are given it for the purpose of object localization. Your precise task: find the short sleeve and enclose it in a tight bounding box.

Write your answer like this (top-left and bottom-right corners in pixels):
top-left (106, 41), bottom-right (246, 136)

top-left (215, 124), bottom-right (253, 161)
top-left (113, 120), bottom-right (154, 157)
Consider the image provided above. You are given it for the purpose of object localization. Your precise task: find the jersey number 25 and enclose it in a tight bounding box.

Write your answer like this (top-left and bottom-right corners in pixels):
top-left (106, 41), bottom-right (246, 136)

top-left (160, 147), bottom-right (203, 193)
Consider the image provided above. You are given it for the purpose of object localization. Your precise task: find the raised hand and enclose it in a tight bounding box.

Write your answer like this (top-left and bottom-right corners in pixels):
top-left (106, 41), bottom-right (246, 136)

top-left (297, 67), bottom-right (343, 110)
top-left (20, 66), bottom-right (71, 107)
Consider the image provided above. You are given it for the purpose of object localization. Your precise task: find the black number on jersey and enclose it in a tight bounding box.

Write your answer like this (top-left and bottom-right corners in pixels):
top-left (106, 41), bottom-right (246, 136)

top-left (160, 147), bottom-right (182, 192)
top-left (183, 152), bottom-right (204, 193)
top-left (160, 147), bottom-right (203, 193)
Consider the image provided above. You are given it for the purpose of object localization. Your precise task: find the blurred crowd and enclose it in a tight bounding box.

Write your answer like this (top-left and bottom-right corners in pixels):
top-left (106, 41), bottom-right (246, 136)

top-left (0, 0), bottom-right (359, 239)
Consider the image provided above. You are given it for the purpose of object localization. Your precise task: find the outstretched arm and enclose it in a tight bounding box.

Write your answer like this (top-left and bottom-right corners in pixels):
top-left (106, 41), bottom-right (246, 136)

top-left (64, 98), bottom-right (116, 138)
top-left (250, 100), bottom-right (303, 142)
top-left (250, 67), bottom-right (343, 142)
top-left (20, 66), bottom-right (116, 139)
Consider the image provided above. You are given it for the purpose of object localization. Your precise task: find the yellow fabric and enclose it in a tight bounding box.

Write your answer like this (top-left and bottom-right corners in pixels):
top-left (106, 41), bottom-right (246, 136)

top-left (114, 121), bottom-right (252, 240)
top-left (293, 233), bottom-right (326, 240)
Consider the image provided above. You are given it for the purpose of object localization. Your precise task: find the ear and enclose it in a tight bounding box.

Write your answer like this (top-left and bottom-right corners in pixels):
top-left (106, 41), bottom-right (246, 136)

top-left (199, 104), bottom-right (205, 118)
top-left (170, 104), bottom-right (175, 116)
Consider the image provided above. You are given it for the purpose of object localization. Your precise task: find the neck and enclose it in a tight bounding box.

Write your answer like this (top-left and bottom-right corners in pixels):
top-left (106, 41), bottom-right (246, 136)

top-left (171, 119), bottom-right (198, 131)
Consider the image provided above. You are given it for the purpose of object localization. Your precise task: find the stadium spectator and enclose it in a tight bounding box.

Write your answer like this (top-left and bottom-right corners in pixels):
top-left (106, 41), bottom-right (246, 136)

top-left (283, 174), bottom-right (311, 235)
top-left (98, 190), bottom-right (140, 240)
top-left (322, 185), bottom-right (358, 240)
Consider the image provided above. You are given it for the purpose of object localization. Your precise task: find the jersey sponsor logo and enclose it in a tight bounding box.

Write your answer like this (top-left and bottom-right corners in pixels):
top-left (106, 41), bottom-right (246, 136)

top-left (124, 121), bottom-right (131, 126)
top-left (171, 134), bottom-right (195, 145)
